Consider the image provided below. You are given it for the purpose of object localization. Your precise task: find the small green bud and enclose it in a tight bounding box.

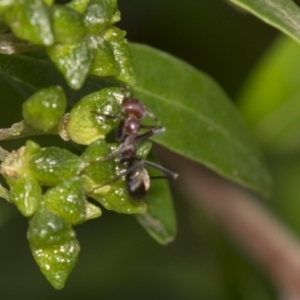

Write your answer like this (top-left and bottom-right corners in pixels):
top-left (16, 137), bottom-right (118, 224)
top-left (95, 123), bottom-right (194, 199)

top-left (91, 180), bottom-right (147, 214)
top-left (66, 0), bottom-right (89, 13)
top-left (87, 34), bottom-right (118, 77)
top-left (80, 139), bottom-right (115, 193)
top-left (28, 208), bottom-right (80, 289)
top-left (83, 0), bottom-right (119, 33)
top-left (22, 86), bottom-right (66, 132)
top-left (104, 27), bottom-right (135, 85)
top-left (80, 140), bottom-right (147, 213)
top-left (43, 176), bottom-right (87, 225)
top-left (66, 87), bottom-right (123, 144)
top-left (85, 201), bottom-right (102, 220)
top-left (3, 0), bottom-right (54, 46)
top-left (10, 176), bottom-right (41, 217)
top-left (42, 0), bottom-right (54, 5)
top-left (50, 5), bottom-right (86, 44)
top-left (28, 208), bottom-right (76, 248)
top-left (0, 0), bottom-right (14, 14)
top-left (0, 141), bottom-right (40, 186)
top-left (46, 39), bottom-right (93, 90)
top-left (29, 146), bottom-right (84, 186)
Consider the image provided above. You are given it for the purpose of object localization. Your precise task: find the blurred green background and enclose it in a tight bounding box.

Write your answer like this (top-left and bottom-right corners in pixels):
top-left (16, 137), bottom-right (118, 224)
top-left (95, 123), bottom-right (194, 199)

top-left (0, 0), bottom-right (290, 299)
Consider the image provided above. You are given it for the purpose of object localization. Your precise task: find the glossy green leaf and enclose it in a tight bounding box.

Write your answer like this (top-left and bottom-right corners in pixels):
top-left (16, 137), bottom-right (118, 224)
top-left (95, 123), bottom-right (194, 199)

top-left (0, 41), bottom-right (271, 196)
top-left (136, 168), bottom-right (177, 245)
top-left (228, 0), bottom-right (300, 44)
top-left (0, 52), bottom-right (118, 101)
top-left (238, 36), bottom-right (300, 154)
top-left (129, 43), bottom-right (271, 198)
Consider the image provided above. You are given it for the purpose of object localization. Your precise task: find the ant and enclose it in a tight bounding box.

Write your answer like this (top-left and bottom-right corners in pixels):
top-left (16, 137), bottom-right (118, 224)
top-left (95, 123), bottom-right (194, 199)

top-left (124, 157), bottom-right (178, 200)
top-left (88, 155), bottom-right (178, 200)
top-left (90, 91), bottom-right (178, 200)
top-left (93, 92), bottom-right (165, 159)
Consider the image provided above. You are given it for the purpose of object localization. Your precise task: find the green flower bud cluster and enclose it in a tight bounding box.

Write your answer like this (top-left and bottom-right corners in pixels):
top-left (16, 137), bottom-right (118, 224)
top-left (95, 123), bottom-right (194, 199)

top-left (0, 0), bottom-right (135, 89)
top-left (2, 85), bottom-right (154, 288)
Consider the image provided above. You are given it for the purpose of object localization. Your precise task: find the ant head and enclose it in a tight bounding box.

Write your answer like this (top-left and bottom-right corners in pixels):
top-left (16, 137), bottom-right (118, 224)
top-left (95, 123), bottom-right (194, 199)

top-left (121, 97), bottom-right (146, 120)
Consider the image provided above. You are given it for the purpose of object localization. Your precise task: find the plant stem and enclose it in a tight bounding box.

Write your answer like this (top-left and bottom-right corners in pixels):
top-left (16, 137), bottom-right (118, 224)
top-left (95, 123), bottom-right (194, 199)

top-left (0, 121), bottom-right (55, 141)
top-left (0, 33), bottom-right (41, 54)
top-left (0, 146), bottom-right (9, 161)
top-left (0, 184), bottom-right (10, 203)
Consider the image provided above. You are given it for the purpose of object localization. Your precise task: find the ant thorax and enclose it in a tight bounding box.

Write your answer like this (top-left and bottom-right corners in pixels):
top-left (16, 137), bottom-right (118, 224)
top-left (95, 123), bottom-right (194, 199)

top-left (115, 115), bottom-right (141, 142)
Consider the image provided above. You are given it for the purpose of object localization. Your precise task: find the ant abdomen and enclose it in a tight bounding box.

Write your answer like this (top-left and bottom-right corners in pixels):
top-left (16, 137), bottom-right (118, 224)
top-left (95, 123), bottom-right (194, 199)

top-left (125, 159), bottom-right (150, 200)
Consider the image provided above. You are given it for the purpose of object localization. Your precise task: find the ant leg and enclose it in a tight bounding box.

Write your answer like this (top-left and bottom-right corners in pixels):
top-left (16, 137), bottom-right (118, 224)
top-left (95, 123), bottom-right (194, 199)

top-left (90, 111), bottom-right (121, 120)
top-left (145, 106), bottom-right (158, 121)
top-left (143, 160), bottom-right (178, 179)
top-left (136, 126), bottom-right (166, 143)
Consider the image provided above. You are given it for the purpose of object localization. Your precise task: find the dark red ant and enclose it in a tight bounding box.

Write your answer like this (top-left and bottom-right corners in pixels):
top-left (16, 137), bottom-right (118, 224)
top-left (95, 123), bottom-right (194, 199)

top-left (89, 156), bottom-right (178, 200)
top-left (94, 94), bottom-right (165, 159)
top-left (124, 158), bottom-right (178, 200)
top-left (90, 92), bottom-right (178, 200)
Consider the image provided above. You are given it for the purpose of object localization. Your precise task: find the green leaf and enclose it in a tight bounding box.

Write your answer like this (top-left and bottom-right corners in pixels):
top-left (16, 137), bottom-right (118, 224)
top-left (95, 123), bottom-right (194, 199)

top-left (238, 36), bottom-right (300, 154)
top-left (228, 0), bottom-right (300, 44)
top-left (136, 168), bottom-right (177, 245)
top-left (0, 41), bottom-right (271, 196)
top-left (129, 43), bottom-right (271, 198)
top-left (0, 52), bottom-right (118, 101)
